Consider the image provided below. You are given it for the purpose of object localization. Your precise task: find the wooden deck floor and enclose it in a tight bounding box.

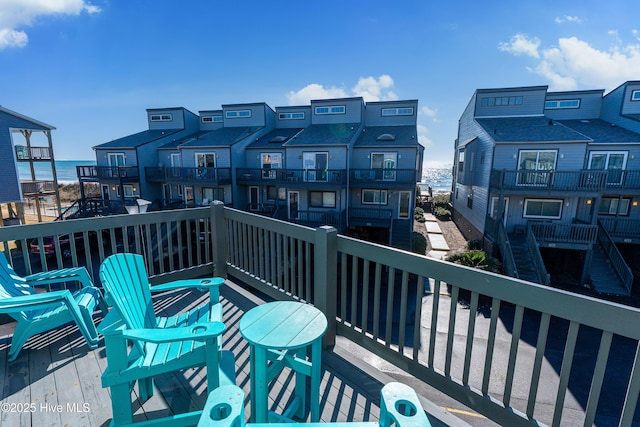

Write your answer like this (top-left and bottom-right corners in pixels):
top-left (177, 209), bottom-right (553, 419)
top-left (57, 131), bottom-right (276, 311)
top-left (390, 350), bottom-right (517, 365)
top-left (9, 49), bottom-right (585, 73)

top-left (0, 280), bottom-right (450, 427)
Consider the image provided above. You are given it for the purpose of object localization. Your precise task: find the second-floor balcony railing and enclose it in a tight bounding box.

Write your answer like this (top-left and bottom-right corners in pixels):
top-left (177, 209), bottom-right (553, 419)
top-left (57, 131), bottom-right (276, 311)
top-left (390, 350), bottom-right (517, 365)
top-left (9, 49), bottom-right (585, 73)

top-left (14, 145), bottom-right (52, 160)
top-left (145, 167), bottom-right (232, 184)
top-left (236, 168), bottom-right (346, 186)
top-left (350, 169), bottom-right (417, 187)
top-left (529, 222), bottom-right (598, 246)
top-left (1, 205), bottom-right (640, 426)
top-left (20, 180), bottom-right (56, 195)
top-left (491, 169), bottom-right (640, 192)
top-left (77, 165), bottom-right (140, 182)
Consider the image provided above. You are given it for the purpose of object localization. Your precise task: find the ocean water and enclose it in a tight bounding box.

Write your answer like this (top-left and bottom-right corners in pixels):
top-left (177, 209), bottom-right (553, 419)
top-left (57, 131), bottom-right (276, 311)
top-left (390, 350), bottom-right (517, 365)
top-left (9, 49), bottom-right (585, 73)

top-left (17, 160), bottom-right (95, 184)
top-left (17, 160), bottom-right (454, 191)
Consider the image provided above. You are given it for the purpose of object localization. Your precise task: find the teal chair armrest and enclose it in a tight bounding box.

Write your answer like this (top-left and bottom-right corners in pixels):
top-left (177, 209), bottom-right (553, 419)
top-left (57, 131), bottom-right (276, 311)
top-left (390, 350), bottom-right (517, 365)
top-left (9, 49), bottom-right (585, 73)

top-left (0, 289), bottom-right (71, 313)
top-left (198, 385), bottom-right (245, 427)
top-left (122, 321), bottom-right (225, 344)
top-left (379, 382), bottom-right (431, 427)
top-left (150, 278), bottom-right (224, 293)
top-left (24, 266), bottom-right (94, 288)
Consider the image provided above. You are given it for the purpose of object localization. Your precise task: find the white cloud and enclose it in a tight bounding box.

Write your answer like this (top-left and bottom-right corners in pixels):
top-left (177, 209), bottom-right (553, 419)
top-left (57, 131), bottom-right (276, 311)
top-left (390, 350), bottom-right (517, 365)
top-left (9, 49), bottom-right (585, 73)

top-left (417, 124), bottom-right (432, 148)
top-left (286, 75), bottom-right (398, 105)
top-left (420, 105), bottom-right (441, 123)
top-left (501, 32), bottom-right (640, 91)
top-left (0, 0), bottom-right (101, 50)
top-left (555, 15), bottom-right (582, 24)
top-left (633, 29), bottom-right (640, 42)
top-left (498, 33), bottom-right (541, 59)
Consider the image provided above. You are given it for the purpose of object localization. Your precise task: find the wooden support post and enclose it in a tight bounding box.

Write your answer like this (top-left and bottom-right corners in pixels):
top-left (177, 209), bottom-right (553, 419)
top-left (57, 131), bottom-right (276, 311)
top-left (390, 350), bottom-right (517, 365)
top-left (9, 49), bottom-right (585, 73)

top-left (211, 200), bottom-right (228, 278)
top-left (314, 225), bottom-right (337, 348)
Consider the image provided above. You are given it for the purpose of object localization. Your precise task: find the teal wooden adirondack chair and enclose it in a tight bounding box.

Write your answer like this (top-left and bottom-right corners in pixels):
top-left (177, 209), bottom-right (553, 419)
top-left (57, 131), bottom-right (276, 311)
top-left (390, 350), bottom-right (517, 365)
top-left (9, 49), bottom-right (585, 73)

top-left (98, 253), bottom-right (236, 427)
top-left (197, 382), bottom-right (432, 427)
top-left (0, 252), bottom-right (107, 362)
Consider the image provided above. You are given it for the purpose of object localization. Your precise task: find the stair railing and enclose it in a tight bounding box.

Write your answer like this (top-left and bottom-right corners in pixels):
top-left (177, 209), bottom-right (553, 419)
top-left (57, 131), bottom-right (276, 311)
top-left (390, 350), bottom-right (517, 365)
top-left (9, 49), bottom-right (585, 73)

top-left (526, 224), bottom-right (551, 286)
top-left (496, 217), bottom-right (518, 279)
top-left (596, 220), bottom-right (633, 294)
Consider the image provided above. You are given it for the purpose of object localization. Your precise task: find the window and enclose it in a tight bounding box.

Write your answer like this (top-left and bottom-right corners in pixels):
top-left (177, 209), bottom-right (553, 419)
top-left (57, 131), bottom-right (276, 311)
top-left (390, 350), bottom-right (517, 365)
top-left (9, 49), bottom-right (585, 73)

top-left (225, 110), bottom-right (251, 118)
top-left (517, 150), bottom-right (557, 185)
top-left (523, 199), bottom-right (563, 219)
top-left (123, 185), bottom-right (134, 198)
top-left (261, 153), bottom-right (282, 179)
top-left (196, 153), bottom-right (215, 168)
top-left (371, 152), bottom-right (397, 181)
top-left (362, 189), bottom-right (388, 205)
top-left (310, 191), bottom-right (336, 208)
top-left (266, 186), bottom-right (286, 201)
top-left (108, 153), bottom-right (125, 167)
top-left (457, 150), bottom-right (464, 172)
top-left (481, 96), bottom-right (523, 107)
top-left (278, 112), bottom-right (305, 120)
top-left (588, 151), bottom-right (627, 185)
top-left (599, 198), bottom-right (630, 216)
top-left (303, 152), bottom-right (328, 182)
top-left (202, 115), bottom-right (223, 123)
top-left (150, 113), bottom-right (172, 121)
top-left (631, 90), bottom-right (640, 101)
top-left (314, 105), bottom-right (345, 115)
top-left (399, 191), bottom-right (411, 218)
top-left (381, 107), bottom-right (414, 116)
top-left (545, 99), bottom-right (580, 109)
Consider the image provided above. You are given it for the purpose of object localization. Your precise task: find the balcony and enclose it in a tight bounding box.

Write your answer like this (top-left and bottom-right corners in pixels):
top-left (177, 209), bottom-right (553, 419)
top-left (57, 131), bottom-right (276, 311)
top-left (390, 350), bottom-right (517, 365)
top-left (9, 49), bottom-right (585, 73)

top-left (599, 217), bottom-right (640, 243)
top-left (145, 166), bottom-right (232, 185)
top-left (350, 169), bottom-right (417, 188)
top-left (77, 165), bottom-right (140, 182)
top-left (529, 222), bottom-right (598, 248)
top-left (1, 206), bottom-right (640, 426)
top-left (237, 168), bottom-right (347, 187)
top-left (14, 145), bottom-right (52, 160)
top-left (20, 180), bottom-right (56, 196)
top-left (490, 169), bottom-right (640, 194)
top-left (348, 207), bottom-right (393, 227)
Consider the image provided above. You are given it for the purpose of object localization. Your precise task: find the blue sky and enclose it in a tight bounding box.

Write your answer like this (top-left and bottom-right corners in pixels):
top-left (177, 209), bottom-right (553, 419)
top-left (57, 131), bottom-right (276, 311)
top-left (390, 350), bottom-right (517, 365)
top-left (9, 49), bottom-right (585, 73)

top-left (1, 1), bottom-right (639, 168)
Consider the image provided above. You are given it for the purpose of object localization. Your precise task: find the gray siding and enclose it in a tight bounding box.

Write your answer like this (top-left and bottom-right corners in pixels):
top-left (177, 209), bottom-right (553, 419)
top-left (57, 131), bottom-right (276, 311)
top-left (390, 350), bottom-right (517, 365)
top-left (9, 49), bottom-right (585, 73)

top-left (96, 148), bottom-right (138, 167)
top-left (621, 83), bottom-right (640, 115)
top-left (545, 91), bottom-right (603, 120)
top-left (586, 144), bottom-right (640, 170)
top-left (475, 87), bottom-right (547, 117)
top-left (199, 110), bottom-right (224, 131)
top-left (364, 100), bottom-right (418, 126)
top-left (275, 106), bottom-right (312, 129)
top-left (0, 130), bottom-right (21, 203)
top-left (180, 148), bottom-right (231, 168)
top-left (285, 147), bottom-right (348, 169)
top-left (350, 146), bottom-right (419, 170)
top-left (602, 84), bottom-right (640, 133)
top-left (492, 143), bottom-right (587, 170)
top-left (245, 148), bottom-right (285, 169)
top-left (311, 98), bottom-right (363, 125)
top-left (147, 108), bottom-right (186, 130)
top-left (222, 103), bottom-right (271, 128)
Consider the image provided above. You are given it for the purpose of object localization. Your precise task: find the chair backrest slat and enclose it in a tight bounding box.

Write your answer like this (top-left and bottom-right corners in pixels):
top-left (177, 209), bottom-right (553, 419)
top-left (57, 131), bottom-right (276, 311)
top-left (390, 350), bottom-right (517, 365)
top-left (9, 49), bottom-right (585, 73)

top-left (0, 253), bottom-right (37, 320)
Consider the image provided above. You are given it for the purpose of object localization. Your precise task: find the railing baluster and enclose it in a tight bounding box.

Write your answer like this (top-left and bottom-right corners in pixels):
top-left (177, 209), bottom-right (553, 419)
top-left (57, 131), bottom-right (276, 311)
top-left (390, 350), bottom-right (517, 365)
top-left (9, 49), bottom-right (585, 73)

top-left (413, 275), bottom-right (425, 362)
top-left (620, 342), bottom-right (640, 427)
top-left (503, 304), bottom-right (525, 408)
top-left (305, 241), bottom-right (311, 302)
top-left (350, 255), bottom-right (358, 327)
top-left (462, 291), bottom-right (479, 386)
top-left (527, 312), bottom-right (551, 418)
top-left (551, 320), bottom-right (580, 427)
top-left (372, 263), bottom-right (382, 340)
top-left (428, 279), bottom-right (441, 368)
top-left (340, 253), bottom-right (348, 321)
top-left (398, 271), bottom-right (409, 354)
top-left (583, 330), bottom-right (612, 427)
top-left (482, 297), bottom-right (501, 396)
top-left (444, 285), bottom-right (459, 377)
top-left (362, 260), bottom-right (370, 336)
top-left (297, 238), bottom-right (303, 299)
top-left (385, 267), bottom-right (396, 347)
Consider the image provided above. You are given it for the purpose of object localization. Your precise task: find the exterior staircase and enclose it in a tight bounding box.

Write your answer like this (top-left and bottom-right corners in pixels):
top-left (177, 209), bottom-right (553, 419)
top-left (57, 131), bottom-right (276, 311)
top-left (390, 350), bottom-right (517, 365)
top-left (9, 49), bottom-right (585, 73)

top-left (391, 219), bottom-right (412, 250)
top-left (589, 243), bottom-right (627, 295)
top-left (507, 233), bottom-right (544, 284)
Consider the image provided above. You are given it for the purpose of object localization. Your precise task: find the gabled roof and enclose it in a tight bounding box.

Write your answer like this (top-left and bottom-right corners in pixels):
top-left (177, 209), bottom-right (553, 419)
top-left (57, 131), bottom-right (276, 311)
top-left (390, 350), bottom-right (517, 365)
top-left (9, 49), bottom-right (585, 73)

top-left (284, 123), bottom-right (360, 146)
top-left (94, 129), bottom-right (181, 149)
top-left (0, 106), bottom-right (55, 130)
top-left (246, 128), bottom-right (304, 149)
top-left (557, 119), bottom-right (640, 143)
top-left (179, 126), bottom-right (264, 148)
top-left (477, 117), bottom-right (591, 142)
top-left (353, 125), bottom-right (420, 147)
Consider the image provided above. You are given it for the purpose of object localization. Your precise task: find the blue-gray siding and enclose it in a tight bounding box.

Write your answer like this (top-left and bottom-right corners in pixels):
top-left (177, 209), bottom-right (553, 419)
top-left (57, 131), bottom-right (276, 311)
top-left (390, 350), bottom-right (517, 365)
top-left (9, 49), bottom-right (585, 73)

top-left (475, 87), bottom-right (546, 117)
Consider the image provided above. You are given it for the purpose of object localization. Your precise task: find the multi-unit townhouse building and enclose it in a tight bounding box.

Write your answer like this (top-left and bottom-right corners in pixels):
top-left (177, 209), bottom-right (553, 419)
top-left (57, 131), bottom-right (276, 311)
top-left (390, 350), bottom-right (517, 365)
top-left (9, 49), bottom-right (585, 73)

top-left (1, 106), bottom-right (61, 225)
top-left (80, 97), bottom-right (423, 249)
top-left (452, 81), bottom-right (640, 296)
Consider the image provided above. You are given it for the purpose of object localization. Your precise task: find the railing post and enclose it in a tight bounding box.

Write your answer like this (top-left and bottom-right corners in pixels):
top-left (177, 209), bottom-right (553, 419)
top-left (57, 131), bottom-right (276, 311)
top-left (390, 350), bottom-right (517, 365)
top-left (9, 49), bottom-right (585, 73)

top-left (211, 201), bottom-right (228, 278)
top-left (314, 225), bottom-right (337, 348)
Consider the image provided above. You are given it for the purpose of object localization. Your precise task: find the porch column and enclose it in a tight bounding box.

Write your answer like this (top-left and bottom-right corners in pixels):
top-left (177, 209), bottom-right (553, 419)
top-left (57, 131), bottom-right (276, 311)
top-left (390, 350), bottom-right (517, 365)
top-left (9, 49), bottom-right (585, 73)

top-left (314, 225), bottom-right (337, 348)
top-left (581, 249), bottom-right (593, 285)
top-left (211, 201), bottom-right (228, 278)
top-left (45, 130), bottom-right (62, 216)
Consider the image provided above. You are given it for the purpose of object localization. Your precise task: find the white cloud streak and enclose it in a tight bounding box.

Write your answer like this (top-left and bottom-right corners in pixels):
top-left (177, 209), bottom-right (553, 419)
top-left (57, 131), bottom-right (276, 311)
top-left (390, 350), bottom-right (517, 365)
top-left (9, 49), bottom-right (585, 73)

top-left (499, 32), bottom-right (640, 91)
top-left (555, 15), bottom-right (582, 24)
top-left (286, 75), bottom-right (398, 105)
top-left (0, 0), bottom-right (101, 50)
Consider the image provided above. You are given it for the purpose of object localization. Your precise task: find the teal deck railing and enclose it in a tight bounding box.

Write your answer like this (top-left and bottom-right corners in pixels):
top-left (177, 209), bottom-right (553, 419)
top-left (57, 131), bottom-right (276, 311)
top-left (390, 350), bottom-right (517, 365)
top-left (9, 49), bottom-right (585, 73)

top-left (1, 204), bottom-right (640, 427)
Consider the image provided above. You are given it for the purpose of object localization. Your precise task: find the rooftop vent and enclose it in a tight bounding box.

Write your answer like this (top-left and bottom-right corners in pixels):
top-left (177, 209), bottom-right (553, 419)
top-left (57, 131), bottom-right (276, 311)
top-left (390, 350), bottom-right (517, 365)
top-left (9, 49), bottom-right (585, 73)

top-left (376, 133), bottom-right (395, 141)
top-left (270, 136), bottom-right (287, 143)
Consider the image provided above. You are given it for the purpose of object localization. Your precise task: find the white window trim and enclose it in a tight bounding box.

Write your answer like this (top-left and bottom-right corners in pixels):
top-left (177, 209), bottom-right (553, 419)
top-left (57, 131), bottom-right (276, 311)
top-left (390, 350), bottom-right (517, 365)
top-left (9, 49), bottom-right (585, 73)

top-left (310, 191), bottom-right (336, 208)
top-left (362, 189), bottom-right (388, 205)
top-left (202, 115), bottom-right (223, 123)
top-left (588, 151), bottom-right (628, 169)
top-left (123, 185), bottom-right (134, 198)
top-left (381, 107), bottom-right (414, 116)
top-left (545, 99), bottom-right (581, 109)
top-left (150, 113), bottom-right (172, 121)
top-left (225, 110), bottom-right (252, 119)
top-left (196, 152), bottom-right (216, 168)
top-left (314, 105), bottom-right (345, 115)
top-left (523, 199), bottom-right (563, 220)
top-left (599, 197), bottom-right (631, 216)
top-left (631, 90), bottom-right (640, 101)
top-left (278, 112), bottom-right (305, 120)
top-left (398, 191), bottom-right (411, 219)
top-left (108, 152), bottom-right (126, 167)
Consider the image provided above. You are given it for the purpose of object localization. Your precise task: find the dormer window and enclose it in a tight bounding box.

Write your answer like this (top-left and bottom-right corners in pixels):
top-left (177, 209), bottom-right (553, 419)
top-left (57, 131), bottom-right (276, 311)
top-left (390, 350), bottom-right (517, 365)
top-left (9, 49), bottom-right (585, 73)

top-left (202, 115), bottom-right (223, 123)
top-left (225, 110), bottom-right (252, 118)
top-left (279, 112), bottom-right (305, 120)
top-left (376, 133), bottom-right (396, 141)
top-left (632, 90), bottom-right (640, 101)
top-left (314, 105), bottom-right (345, 115)
top-left (545, 99), bottom-right (580, 109)
top-left (481, 96), bottom-right (523, 107)
top-left (150, 114), bottom-right (172, 122)
top-left (381, 107), bottom-right (414, 116)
